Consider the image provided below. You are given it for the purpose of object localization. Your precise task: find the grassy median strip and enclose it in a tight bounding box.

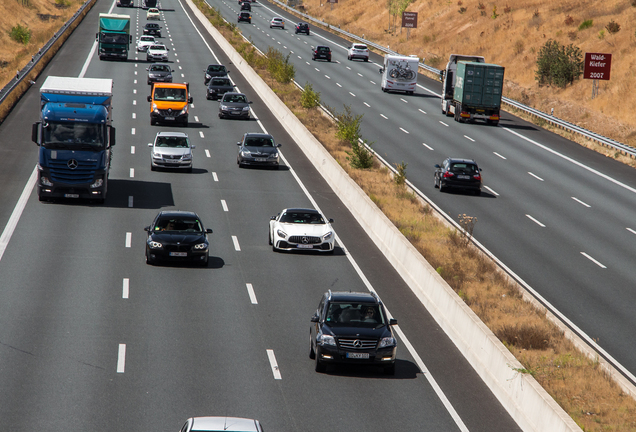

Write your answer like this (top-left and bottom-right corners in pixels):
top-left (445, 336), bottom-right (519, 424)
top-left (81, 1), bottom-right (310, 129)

top-left (193, 2), bottom-right (636, 429)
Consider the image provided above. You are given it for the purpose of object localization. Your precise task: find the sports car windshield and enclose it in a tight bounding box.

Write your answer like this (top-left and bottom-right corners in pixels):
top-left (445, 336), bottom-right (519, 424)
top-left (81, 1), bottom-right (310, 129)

top-left (325, 303), bottom-right (385, 327)
top-left (279, 211), bottom-right (325, 224)
top-left (154, 217), bottom-right (202, 232)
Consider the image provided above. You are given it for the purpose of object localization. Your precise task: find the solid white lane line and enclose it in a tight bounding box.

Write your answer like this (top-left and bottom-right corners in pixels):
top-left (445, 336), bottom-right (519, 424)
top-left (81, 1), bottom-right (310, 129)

top-left (380, 114), bottom-right (388, 119)
top-left (125, 232), bottom-right (132, 248)
top-left (221, 200), bottom-right (228, 212)
top-left (483, 185), bottom-right (499, 196)
top-left (464, 135), bottom-right (474, 142)
top-left (0, 166), bottom-right (37, 262)
top-left (422, 143), bottom-right (434, 151)
top-left (439, 121), bottom-right (448, 127)
top-left (212, 172), bottom-right (218, 181)
top-left (266, 349), bottom-right (282, 379)
top-left (581, 252), bottom-right (607, 268)
top-left (130, 168), bottom-right (134, 178)
top-left (493, 152), bottom-right (506, 159)
top-left (526, 214), bottom-right (545, 227)
top-left (399, 127), bottom-right (409, 134)
top-left (232, 235), bottom-right (241, 251)
top-left (117, 344), bottom-right (126, 373)
top-left (122, 278), bottom-right (129, 299)
top-left (572, 197), bottom-right (591, 208)
top-left (419, 108), bottom-right (427, 114)
top-left (128, 196), bottom-right (133, 208)
top-left (246, 283), bottom-right (258, 304)
top-left (528, 172), bottom-right (544, 181)
top-left (205, 149), bottom-right (211, 158)
top-left (363, 102), bottom-right (370, 107)
top-left (627, 227), bottom-right (636, 236)
top-left (131, 146), bottom-right (135, 154)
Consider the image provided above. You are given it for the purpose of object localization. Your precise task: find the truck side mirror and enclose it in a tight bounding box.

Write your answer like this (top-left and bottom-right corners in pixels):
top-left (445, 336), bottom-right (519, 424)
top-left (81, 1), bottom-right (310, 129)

top-left (188, 96), bottom-right (193, 103)
top-left (439, 70), bottom-right (445, 81)
top-left (95, 33), bottom-right (98, 40)
top-left (147, 96), bottom-right (152, 102)
top-left (32, 122), bottom-right (40, 145)
top-left (129, 35), bottom-right (132, 43)
top-left (109, 126), bottom-right (116, 147)
top-left (379, 68), bottom-right (384, 74)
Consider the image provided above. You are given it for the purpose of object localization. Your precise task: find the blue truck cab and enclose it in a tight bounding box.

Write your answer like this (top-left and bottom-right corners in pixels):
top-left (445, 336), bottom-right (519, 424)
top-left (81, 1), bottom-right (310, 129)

top-left (32, 76), bottom-right (116, 203)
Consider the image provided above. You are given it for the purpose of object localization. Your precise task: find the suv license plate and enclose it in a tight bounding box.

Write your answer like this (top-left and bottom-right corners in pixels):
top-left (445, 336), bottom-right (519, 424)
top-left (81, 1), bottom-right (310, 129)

top-left (164, 117), bottom-right (175, 120)
top-left (458, 175), bottom-right (470, 179)
top-left (169, 252), bottom-right (187, 257)
top-left (297, 244), bottom-right (313, 249)
top-left (346, 352), bottom-right (370, 359)
top-left (64, 194), bottom-right (79, 198)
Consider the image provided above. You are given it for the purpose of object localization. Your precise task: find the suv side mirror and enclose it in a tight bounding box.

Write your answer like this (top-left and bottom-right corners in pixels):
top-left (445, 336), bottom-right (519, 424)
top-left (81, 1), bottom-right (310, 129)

top-left (389, 318), bottom-right (398, 326)
top-left (310, 314), bottom-right (319, 323)
top-left (206, 228), bottom-right (213, 234)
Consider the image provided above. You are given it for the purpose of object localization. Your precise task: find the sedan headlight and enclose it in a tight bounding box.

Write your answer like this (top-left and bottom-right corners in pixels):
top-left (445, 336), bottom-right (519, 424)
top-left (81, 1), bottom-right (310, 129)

top-left (240, 149), bottom-right (251, 157)
top-left (181, 153), bottom-right (192, 160)
top-left (268, 152), bottom-right (278, 158)
top-left (193, 243), bottom-right (208, 250)
top-left (220, 105), bottom-right (228, 110)
top-left (317, 334), bottom-right (336, 346)
top-left (322, 231), bottom-right (333, 241)
top-left (242, 105), bottom-right (250, 111)
top-left (166, 74), bottom-right (172, 79)
top-left (152, 152), bottom-right (162, 159)
top-left (148, 240), bottom-right (163, 249)
top-left (276, 229), bottom-right (287, 238)
top-left (378, 336), bottom-right (396, 348)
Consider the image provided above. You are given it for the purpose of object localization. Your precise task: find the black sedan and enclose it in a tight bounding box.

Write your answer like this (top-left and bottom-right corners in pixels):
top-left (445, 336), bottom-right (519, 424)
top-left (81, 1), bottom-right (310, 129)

top-left (219, 92), bottom-right (252, 119)
top-left (146, 63), bottom-right (173, 85)
top-left (143, 23), bottom-right (162, 37)
top-left (434, 157), bottom-right (482, 195)
top-left (204, 64), bottom-right (229, 85)
top-left (237, 132), bottom-right (281, 168)
top-left (207, 77), bottom-right (234, 100)
top-left (144, 211), bottom-right (212, 266)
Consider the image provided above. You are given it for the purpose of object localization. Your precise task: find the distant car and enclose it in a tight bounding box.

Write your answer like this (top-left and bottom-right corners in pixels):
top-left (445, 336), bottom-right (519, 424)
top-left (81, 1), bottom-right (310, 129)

top-left (143, 23), bottom-right (162, 37)
top-left (237, 133), bottom-right (281, 169)
top-left (204, 64), bottom-right (228, 85)
top-left (295, 22), bottom-right (309, 35)
top-left (312, 45), bottom-right (331, 62)
top-left (146, 7), bottom-right (160, 20)
top-left (240, 1), bottom-right (251, 10)
top-left (270, 17), bottom-right (284, 29)
top-left (219, 92), bottom-right (252, 119)
top-left (179, 417), bottom-right (264, 432)
top-left (238, 11), bottom-right (251, 23)
top-left (310, 291), bottom-right (398, 374)
top-left (148, 131), bottom-right (195, 172)
top-left (206, 77), bottom-right (234, 100)
top-left (146, 44), bottom-right (169, 62)
top-left (146, 63), bottom-right (173, 85)
top-left (137, 35), bottom-right (156, 52)
top-left (347, 43), bottom-right (369, 61)
top-left (144, 210), bottom-right (212, 266)
top-left (269, 208), bottom-right (335, 253)
top-left (434, 157), bottom-right (482, 195)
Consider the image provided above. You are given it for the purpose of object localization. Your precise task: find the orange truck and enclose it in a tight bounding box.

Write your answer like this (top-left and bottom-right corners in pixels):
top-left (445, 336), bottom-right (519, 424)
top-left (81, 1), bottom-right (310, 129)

top-left (147, 82), bottom-right (193, 126)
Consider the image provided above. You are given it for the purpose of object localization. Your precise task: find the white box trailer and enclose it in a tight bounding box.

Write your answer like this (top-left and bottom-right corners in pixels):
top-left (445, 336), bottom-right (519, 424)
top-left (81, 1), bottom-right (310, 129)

top-left (379, 54), bottom-right (418, 94)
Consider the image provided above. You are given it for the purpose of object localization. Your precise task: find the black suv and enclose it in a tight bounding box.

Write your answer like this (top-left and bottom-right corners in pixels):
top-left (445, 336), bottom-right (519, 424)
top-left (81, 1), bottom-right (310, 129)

top-left (143, 23), bottom-right (162, 37)
top-left (310, 291), bottom-right (398, 374)
top-left (312, 45), bottom-right (331, 62)
top-left (240, 1), bottom-right (251, 10)
top-left (434, 157), bottom-right (483, 195)
top-left (238, 11), bottom-right (251, 23)
top-left (295, 22), bottom-right (310, 35)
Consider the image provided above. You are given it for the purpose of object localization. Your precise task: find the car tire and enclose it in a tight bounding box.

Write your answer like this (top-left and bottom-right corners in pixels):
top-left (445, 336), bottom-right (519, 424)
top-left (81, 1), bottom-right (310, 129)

top-left (433, 176), bottom-right (438, 188)
top-left (315, 352), bottom-right (326, 373)
top-left (347, 55), bottom-right (351, 60)
top-left (384, 363), bottom-right (396, 375)
top-left (364, 57), bottom-right (369, 62)
top-left (309, 333), bottom-right (316, 359)
top-left (151, 164), bottom-right (156, 171)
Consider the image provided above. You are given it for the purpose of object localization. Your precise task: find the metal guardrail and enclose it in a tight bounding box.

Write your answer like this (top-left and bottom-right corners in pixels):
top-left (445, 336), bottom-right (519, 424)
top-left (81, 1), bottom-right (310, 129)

top-left (0, 0), bottom-right (95, 109)
top-left (270, 0), bottom-right (636, 158)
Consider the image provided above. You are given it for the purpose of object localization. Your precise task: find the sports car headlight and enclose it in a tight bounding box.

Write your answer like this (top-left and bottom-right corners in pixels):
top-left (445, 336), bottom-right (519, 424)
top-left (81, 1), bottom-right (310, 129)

top-left (193, 243), bottom-right (208, 250)
top-left (276, 229), bottom-right (287, 238)
top-left (148, 241), bottom-right (163, 249)
top-left (322, 231), bottom-right (333, 241)
top-left (378, 336), bottom-right (396, 348)
top-left (317, 334), bottom-right (336, 346)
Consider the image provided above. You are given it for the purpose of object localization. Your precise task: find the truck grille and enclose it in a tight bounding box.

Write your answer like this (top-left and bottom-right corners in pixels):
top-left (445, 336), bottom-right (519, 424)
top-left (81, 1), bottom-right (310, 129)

top-left (338, 338), bottom-right (378, 350)
top-left (49, 159), bottom-right (98, 184)
top-left (157, 109), bottom-right (181, 116)
top-left (288, 235), bottom-right (321, 244)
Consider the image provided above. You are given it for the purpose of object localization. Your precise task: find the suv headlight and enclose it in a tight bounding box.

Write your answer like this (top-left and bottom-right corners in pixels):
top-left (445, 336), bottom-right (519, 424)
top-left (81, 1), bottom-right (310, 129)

top-left (148, 241), bottom-right (163, 249)
top-left (322, 231), bottom-right (333, 241)
top-left (193, 243), bottom-right (208, 250)
top-left (317, 334), bottom-right (336, 346)
top-left (378, 336), bottom-right (396, 348)
top-left (152, 152), bottom-right (162, 159)
top-left (276, 229), bottom-right (287, 238)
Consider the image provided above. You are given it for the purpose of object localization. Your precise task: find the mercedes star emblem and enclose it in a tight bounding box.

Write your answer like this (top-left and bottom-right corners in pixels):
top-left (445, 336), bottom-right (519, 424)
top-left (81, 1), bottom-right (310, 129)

top-left (302, 236), bottom-right (309, 244)
top-left (353, 339), bottom-right (362, 347)
top-left (67, 159), bottom-right (78, 169)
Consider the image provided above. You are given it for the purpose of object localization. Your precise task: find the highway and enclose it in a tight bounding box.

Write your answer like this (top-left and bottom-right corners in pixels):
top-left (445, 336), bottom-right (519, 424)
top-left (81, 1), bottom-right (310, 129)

top-left (214, 0), bottom-right (636, 381)
top-left (0, 0), bottom-right (521, 430)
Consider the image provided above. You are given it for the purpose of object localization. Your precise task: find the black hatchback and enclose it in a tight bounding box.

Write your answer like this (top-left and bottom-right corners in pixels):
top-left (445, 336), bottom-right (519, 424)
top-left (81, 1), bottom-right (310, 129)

top-left (295, 22), bottom-right (309, 35)
top-left (144, 211), bottom-right (213, 266)
top-left (238, 11), bottom-right (251, 23)
top-left (434, 157), bottom-right (483, 195)
top-left (310, 291), bottom-right (398, 375)
top-left (312, 46), bottom-right (331, 62)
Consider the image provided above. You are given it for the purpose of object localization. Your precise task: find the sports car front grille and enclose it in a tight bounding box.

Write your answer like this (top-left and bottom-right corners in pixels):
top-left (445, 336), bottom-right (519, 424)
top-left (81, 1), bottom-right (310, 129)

top-left (338, 338), bottom-right (378, 349)
top-left (288, 235), bottom-right (321, 244)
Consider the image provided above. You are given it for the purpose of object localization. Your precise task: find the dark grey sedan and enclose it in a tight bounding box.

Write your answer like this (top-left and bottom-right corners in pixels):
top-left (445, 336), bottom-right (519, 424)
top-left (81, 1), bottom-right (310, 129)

top-left (207, 77), bottom-right (235, 100)
top-left (237, 133), bottom-right (281, 168)
top-left (146, 63), bottom-right (174, 85)
top-left (219, 92), bottom-right (252, 119)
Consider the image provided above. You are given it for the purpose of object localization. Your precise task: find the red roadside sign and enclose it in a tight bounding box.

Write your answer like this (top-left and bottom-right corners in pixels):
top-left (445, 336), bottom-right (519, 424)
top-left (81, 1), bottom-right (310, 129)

top-left (402, 12), bottom-right (418, 28)
top-left (584, 53), bottom-right (611, 81)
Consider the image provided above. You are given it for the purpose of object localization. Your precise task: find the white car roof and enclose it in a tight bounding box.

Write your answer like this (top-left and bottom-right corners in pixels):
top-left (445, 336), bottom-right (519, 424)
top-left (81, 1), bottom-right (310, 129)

top-left (190, 417), bottom-right (259, 431)
top-left (156, 131), bottom-right (188, 138)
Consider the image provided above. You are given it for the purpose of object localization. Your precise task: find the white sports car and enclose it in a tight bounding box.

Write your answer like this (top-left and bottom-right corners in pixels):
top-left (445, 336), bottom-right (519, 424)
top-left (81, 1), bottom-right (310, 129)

top-left (269, 208), bottom-right (335, 253)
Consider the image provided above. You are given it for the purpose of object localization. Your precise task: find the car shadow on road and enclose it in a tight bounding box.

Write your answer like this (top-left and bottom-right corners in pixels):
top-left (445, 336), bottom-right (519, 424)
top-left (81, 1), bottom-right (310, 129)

top-left (319, 359), bottom-right (419, 379)
top-left (152, 256), bottom-right (224, 269)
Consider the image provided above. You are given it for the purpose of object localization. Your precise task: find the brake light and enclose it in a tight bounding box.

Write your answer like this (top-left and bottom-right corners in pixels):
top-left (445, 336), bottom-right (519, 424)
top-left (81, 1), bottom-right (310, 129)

top-left (443, 172), bottom-right (454, 178)
top-left (473, 174), bottom-right (481, 181)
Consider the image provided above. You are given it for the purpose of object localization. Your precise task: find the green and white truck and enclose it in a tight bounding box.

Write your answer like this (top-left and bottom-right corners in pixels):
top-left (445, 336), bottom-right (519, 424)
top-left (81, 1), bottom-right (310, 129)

top-left (449, 61), bottom-right (505, 126)
top-left (96, 13), bottom-right (132, 61)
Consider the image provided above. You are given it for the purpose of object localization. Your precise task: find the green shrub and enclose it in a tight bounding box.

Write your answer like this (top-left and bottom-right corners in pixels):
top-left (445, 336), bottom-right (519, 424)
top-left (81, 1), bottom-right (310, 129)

top-left (346, 139), bottom-right (374, 169)
top-left (605, 20), bottom-right (621, 34)
top-left (265, 47), bottom-right (295, 83)
top-left (535, 39), bottom-right (583, 88)
top-left (300, 82), bottom-right (321, 109)
top-left (578, 19), bottom-right (593, 30)
top-left (10, 24), bottom-right (31, 45)
top-left (394, 161), bottom-right (407, 186)
top-left (333, 104), bottom-right (363, 145)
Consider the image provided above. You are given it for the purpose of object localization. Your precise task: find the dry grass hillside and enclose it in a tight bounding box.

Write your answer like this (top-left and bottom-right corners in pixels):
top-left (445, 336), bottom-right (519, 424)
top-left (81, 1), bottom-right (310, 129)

top-left (0, 0), bottom-right (84, 89)
top-left (305, 0), bottom-right (636, 147)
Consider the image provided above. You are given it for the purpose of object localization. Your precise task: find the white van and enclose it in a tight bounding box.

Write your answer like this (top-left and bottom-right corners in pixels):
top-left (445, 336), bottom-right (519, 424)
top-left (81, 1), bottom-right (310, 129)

top-left (379, 54), bottom-right (418, 94)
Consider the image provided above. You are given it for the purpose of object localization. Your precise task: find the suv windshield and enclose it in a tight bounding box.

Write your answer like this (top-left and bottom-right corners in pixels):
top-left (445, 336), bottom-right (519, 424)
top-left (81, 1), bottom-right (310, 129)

top-left (326, 303), bottom-right (385, 327)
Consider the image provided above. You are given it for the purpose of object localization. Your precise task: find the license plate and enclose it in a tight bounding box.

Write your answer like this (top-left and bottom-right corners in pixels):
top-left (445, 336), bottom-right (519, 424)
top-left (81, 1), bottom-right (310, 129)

top-left (169, 252), bottom-right (187, 257)
top-left (346, 352), bottom-right (369, 359)
top-left (458, 175), bottom-right (470, 180)
top-left (297, 244), bottom-right (313, 249)
top-left (164, 117), bottom-right (175, 120)
top-left (64, 194), bottom-right (79, 198)
top-left (166, 159), bottom-right (179, 163)
top-left (254, 158), bottom-right (266, 162)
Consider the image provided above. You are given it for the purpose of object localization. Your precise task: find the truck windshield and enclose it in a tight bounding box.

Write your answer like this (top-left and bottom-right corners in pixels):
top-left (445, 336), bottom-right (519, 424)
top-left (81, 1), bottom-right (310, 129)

top-left (153, 88), bottom-right (186, 101)
top-left (43, 122), bottom-right (105, 149)
top-left (100, 33), bottom-right (129, 44)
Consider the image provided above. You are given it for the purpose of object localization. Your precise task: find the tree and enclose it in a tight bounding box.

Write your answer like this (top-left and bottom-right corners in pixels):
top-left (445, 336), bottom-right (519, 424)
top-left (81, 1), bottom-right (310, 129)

top-left (535, 39), bottom-right (583, 88)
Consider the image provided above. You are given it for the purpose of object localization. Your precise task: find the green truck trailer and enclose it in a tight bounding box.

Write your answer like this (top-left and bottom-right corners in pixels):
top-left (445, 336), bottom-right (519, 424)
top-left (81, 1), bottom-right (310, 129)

top-left (96, 13), bottom-right (132, 61)
top-left (452, 61), bottom-right (504, 126)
